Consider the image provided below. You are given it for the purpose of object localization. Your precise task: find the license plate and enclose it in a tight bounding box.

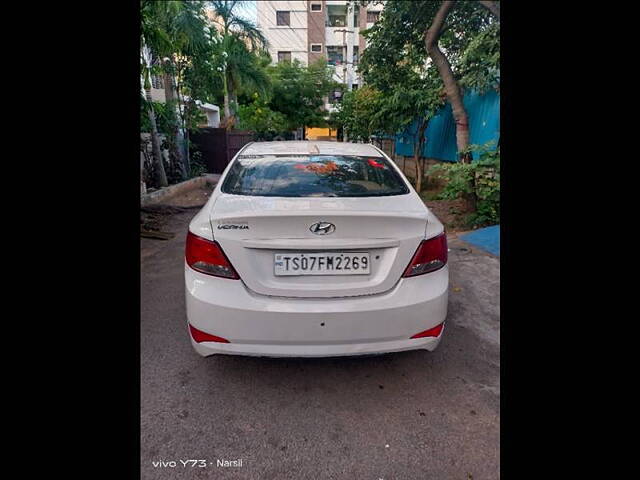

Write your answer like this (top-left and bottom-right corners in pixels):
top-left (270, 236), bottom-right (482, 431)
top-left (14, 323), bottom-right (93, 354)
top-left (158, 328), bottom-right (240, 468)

top-left (274, 252), bottom-right (370, 276)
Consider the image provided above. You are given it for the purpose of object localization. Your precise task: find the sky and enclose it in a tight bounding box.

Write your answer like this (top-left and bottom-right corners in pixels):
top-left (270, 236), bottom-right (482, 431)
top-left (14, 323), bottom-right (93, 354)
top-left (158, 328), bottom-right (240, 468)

top-left (235, 1), bottom-right (258, 24)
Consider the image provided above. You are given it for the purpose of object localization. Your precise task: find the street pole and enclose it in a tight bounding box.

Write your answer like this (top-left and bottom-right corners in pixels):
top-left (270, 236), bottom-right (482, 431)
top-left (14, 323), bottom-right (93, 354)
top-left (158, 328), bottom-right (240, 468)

top-left (335, 28), bottom-right (353, 142)
top-left (334, 29), bottom-right (353, 89)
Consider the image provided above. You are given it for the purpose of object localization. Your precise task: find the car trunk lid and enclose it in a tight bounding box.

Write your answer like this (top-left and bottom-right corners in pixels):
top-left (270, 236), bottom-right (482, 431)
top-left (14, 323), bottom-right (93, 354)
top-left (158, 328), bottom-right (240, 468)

top-left (211, 194), bottom-right (428, 298)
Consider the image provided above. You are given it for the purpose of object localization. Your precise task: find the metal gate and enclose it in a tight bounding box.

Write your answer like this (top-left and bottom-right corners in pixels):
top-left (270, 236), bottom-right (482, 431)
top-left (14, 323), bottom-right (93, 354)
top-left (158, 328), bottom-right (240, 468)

top-left (190, 128), bottom-right (255, 174)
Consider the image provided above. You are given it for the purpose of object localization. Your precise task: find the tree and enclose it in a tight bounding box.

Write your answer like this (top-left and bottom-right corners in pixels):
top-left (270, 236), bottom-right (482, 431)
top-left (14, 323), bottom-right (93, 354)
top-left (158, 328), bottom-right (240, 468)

top-left (360, 0), bottom-right (500, 162)
top-left (377, 72), bottom-right (445, 193)
top-left (208, 0), bottom-right (269, 126)
top-left (357, 12), bottom-right (446, 193)
top-left (237, 92), bottom-right (288, 140)
top-left (140, 0), bottom-right (209, 180)
top-left (331, 86), bottom-right (384, 143)
top-left (221, 35), bottom-right (272, 124)
top-left (268, 58), bottom-right (339, 136)
top-left (140, 2), bottom-right (169, 190)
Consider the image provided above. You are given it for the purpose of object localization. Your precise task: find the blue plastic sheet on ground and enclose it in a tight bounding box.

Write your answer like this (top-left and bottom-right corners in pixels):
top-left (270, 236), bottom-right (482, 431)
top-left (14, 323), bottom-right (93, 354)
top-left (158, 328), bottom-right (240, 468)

top-left (459, 225), bottom-right (500, 256)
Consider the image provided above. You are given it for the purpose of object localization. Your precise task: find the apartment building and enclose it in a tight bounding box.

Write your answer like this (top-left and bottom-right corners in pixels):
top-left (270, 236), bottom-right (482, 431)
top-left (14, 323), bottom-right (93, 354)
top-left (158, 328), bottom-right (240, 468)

top-left (257, 1), bottom-right (383, 108)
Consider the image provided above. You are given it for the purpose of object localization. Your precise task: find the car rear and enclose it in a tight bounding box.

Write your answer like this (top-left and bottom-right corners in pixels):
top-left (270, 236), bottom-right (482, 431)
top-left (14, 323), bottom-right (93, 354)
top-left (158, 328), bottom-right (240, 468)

top-left (185, 142), bottom-right (448, 357)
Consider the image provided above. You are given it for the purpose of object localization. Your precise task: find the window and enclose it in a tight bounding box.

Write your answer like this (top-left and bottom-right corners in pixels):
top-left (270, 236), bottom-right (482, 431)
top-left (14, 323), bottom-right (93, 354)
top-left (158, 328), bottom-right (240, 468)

top-left (310, 43), bottom-right (323, 53)
top-left (326, 46), bottom-right (344, 65)
top-left (222, 155), bottom-right (410, 198)
top-left (277, 51), bottom-right (291, 63)
top-left (310, 3), bottom-right (322, 12)
top-left (276, 11), bottom-right (290, 26)
top-left (354, 5), bottom-right (360, 26)
top-left (367, 11), bottom-right (380, 23)
top-left (327, 15), bottom-right (346, 27)
top-left (326, 5), bottom-right (347, 26)
top-left (352, 45), bottom-right (359, 65)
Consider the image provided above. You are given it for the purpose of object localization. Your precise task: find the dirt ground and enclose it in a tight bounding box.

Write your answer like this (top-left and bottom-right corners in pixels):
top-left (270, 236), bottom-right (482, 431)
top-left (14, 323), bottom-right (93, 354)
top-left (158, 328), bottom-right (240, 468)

top-left (140, 184), bottom-right (215, 262)
top-left (424, 198), bottom-right (471, 232)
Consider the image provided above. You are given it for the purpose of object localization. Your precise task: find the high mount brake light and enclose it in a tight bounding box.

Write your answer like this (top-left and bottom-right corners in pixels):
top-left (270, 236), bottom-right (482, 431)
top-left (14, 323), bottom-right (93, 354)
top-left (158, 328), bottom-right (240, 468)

top-left (185, 231), bottom-right (239, 279)
top-left (403, 232), bottom-right (448, 277)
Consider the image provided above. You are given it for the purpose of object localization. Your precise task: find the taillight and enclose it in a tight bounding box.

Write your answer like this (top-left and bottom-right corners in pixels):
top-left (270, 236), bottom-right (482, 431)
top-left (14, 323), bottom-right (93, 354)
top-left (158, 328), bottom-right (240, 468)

top-left (185, 231), bottom-right (239, 279)
top-left (403, 232), bottom-right (448, 277)
top-left (188, 324), bottom-right (230, 343)
top-left (410, 322), bottom-right (444, 339)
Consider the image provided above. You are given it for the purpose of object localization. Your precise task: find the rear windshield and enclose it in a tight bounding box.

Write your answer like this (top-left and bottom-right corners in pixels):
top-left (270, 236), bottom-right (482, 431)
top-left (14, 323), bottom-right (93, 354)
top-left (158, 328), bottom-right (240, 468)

top-left (221, 154), bottom-right (410, 197)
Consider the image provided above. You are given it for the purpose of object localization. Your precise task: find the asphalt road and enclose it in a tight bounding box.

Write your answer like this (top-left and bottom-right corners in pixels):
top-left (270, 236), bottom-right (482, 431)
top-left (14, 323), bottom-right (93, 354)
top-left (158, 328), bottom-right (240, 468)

top-left (141, 198), bottom-right (500, 480)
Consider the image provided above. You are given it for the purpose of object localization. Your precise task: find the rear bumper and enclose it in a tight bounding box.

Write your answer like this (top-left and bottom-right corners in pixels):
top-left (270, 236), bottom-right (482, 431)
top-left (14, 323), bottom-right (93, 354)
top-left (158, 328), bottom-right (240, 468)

top-left (185, 263), bottom-right (448, 358)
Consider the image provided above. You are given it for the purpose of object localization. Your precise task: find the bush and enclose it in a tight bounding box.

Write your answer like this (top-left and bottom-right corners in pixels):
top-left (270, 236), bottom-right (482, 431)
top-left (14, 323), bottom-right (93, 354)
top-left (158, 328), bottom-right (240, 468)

top-left (237, 93), bottom-right (288, 140)
top-left (189, 148), bottom-right (207, 178)
top-left (428, 142), bottom-right (500, 227)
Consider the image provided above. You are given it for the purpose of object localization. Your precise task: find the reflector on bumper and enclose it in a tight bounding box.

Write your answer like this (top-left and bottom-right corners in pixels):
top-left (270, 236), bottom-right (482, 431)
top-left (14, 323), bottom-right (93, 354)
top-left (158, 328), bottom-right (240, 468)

top-left (189, 324), bottom-right (230, 343)
top-left (410, 322), bottom-right (444, 339)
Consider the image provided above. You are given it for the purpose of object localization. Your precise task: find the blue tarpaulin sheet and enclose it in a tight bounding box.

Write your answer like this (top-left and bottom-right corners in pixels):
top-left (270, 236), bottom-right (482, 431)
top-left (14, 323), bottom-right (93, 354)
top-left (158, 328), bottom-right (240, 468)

top-left (459, 225), bottom-right (500, 256)
top-left (395, 90), bottom-right (500, 162)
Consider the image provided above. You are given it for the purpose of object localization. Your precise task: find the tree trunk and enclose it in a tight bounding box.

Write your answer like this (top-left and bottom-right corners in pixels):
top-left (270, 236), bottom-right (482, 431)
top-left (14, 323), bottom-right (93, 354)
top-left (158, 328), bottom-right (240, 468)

top-left (424, 0), bottom-right (471, 163)
top-left (222, 70), bottom-right (231, 125)
top-left (144, 88), bottom-right (168, 188)
top-left (184, 128), bottom-right (191, 176)
top-left (229, 87), bottom-right (238, 125)
top-left (414, 150), bottom-right (422, 193)
top-left (413, 120), bottom-right (428, 193)
top-left (163, 70), bottom-right (187, 180)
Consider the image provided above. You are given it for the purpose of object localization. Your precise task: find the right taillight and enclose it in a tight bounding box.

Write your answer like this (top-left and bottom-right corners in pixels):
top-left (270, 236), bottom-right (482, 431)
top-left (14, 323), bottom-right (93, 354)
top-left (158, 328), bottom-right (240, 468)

top-left (185, 231), bottom-right (239, 279)
top-left (402, 232), bottom-right (448, 277)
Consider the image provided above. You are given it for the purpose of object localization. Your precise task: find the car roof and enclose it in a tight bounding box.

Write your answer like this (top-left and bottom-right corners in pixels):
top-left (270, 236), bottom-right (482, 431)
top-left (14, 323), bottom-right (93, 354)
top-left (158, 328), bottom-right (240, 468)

top-left (239, 141), bottom-right (384, 157)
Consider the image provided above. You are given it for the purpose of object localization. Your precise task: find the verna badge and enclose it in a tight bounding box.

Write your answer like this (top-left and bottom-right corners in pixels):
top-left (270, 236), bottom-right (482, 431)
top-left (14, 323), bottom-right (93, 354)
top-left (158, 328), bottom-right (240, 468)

top-left (309, 222), bottom-right (335, 235)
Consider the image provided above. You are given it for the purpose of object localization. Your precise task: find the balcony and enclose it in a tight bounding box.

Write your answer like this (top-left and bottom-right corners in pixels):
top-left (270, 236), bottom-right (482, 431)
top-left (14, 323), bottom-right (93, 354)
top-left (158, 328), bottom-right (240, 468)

top-left (326, 4), bottom-right (348, 27)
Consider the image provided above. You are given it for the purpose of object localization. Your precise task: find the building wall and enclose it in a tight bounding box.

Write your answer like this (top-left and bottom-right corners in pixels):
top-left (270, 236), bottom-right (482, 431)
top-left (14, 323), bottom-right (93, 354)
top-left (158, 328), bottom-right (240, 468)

top-left (257, 1), bottom-right (308, 65)
top-left (257, 0), bottom-right (384, 112)
top-left (307, 1), bottom-right (325, 64)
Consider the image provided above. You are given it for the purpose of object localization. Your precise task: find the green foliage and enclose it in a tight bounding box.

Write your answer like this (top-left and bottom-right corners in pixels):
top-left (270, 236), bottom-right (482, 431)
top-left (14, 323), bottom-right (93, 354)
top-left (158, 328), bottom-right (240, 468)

top-left (429, 143), bottom-right (500, 227)
top-left (181, 26), bottom-right (225, 105)
top-left (223, 35), bottom-right (272, 102)
top-left (189, 148), bottom-right (207, 178)
top-left (267, 59), bottom-right (339, 131)
top-left (331, 86), bottom-right (383, 142)
top-left (237, 93), bottom-right (288, 139)
top-left (140, 97), bottom-right (173, 135)
top-left (209, 0), bottom-right (268, 51)
top-left (377, 71), bottom-right (445, 138)
top-left (360, 0), bottom-right (497, 89)
top-left (458, 22), bottom-right (500, 93)
top-left (358, 0), bottom-right (500, 135)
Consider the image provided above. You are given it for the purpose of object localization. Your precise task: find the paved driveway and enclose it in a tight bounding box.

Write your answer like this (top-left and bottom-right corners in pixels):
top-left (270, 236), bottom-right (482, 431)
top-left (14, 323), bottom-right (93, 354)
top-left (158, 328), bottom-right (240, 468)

top-left (141, 198), bottom-right (500, 480)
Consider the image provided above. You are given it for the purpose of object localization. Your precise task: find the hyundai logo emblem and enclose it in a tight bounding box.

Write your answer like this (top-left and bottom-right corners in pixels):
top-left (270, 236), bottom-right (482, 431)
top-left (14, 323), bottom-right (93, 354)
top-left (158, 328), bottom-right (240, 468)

top-left (310, 222), bottom-right (336, 235)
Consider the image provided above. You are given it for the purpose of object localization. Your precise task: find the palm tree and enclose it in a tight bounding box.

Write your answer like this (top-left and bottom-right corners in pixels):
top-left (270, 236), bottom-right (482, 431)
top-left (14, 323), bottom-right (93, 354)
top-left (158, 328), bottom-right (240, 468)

top-left (140, 0), bottom-right (169, 191)
top-left (224, 36), bottom-right (271, 118)
top-left (209, 0), bottom-right (269, 126)
top-left (141, 0), bottom-right (208, 180)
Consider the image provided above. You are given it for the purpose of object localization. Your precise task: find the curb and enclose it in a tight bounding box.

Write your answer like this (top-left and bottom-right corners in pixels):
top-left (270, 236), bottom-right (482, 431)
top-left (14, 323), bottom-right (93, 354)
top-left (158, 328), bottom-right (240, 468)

top-left (141, 174), bottom-right (220, 206)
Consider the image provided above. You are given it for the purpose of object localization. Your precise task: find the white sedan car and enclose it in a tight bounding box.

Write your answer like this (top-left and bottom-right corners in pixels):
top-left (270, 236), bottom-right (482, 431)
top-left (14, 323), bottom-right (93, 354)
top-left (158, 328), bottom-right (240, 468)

top-left (185, 141), bottom-right (448, 357)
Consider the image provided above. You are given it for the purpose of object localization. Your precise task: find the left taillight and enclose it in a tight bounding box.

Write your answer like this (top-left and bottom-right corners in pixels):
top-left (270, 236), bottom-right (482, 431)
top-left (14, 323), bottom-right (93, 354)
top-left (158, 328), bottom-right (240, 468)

top-left (185, 231), bottom-right (239, 279)
top-left (403, 232), bottom-right (448, 278)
